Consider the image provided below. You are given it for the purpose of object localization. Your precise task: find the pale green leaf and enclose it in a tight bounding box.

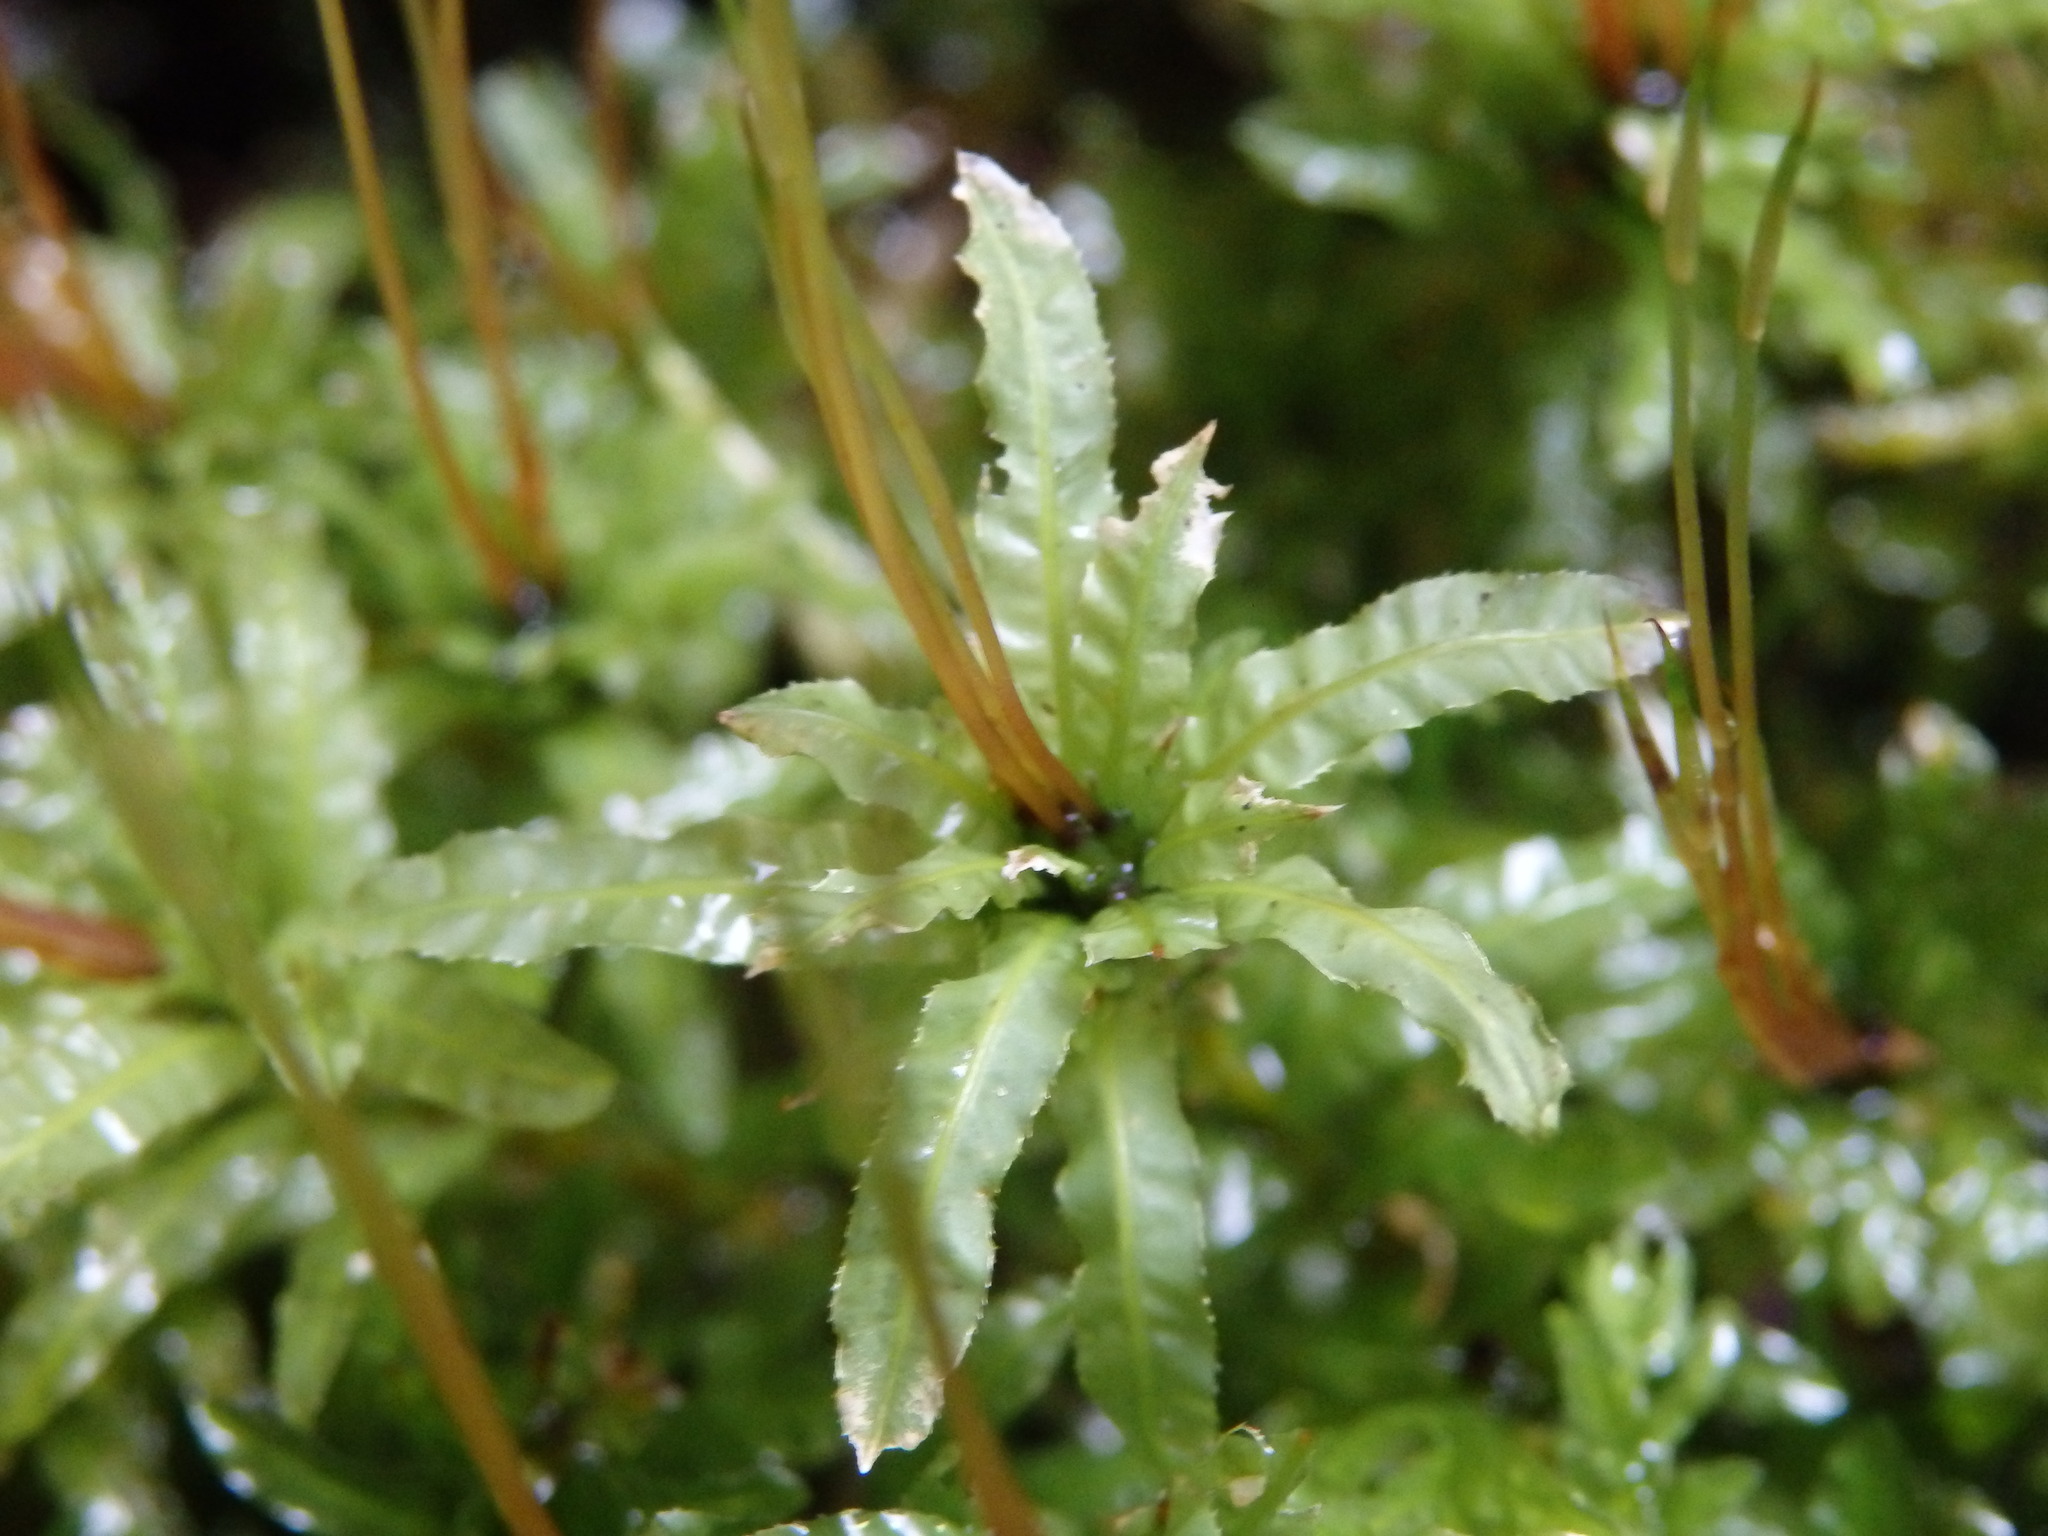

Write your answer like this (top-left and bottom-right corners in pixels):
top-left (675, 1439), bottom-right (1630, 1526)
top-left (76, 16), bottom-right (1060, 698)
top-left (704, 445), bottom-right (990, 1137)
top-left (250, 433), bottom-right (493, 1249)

top-left (353, 960), bottom-right (617, 1130)
top-left (0, 704), bottom-right (152, 918)
top-left (272, 1118), bottom-right (490, 1427)
top-left (1143, 777), bottom-right (1332, 890)
top-left (79, 244), bottom-right (179, 399)
top-left (805, 842), bottom-right (1043, 947)
top-left (831, 916), bottom-right (1087, 1467)
top-left (187, 195), bottom-right (361, 413)
top-left (0, 1104), bottom-right (332, 1445)
top-left (1082, 895), bottom-right (1226, 965)
top-left (589, 950), bottom-right (734, 1156)
top-left (1185, 856), bottom-right (1569, 1134)
top-left (756, 1515), bottom-right (972, 1536)
top-left (1069, 426), bottom-right (1228, 807)
top-left (316, 820), bottom-right (796, 969)
top-left (1234, 111), bottom-right (1442, 228)
top-left (222, 503), bottom-right (394, 924)
top-left (965, 1274), bottom-right (1074, 1425)
top-left (0, 993), bottom-right (262, 1235)
top-left (0, 420), bottom-right (130, 650)
top-left (475, 64), bottom-right (614, 279)
top-left (957, 152), bottom-right (1120, 739)
top-left (721, 680), bottom-right (1000, 836)
top-left (1189, 572), bottom-right (1665, 788)
top-left (271, 1218), bottom-right (374, 1430)
top-left (188, 1400), bottom-right (440, 1536)
top-left (1055, 984), bottom-right (1218, 1473)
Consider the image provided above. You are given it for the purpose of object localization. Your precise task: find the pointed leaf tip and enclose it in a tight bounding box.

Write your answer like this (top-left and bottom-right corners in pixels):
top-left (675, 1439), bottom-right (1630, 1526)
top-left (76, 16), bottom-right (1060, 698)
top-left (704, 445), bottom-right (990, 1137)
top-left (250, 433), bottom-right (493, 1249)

top-left (832, 917), bottom-right (1087, 1465)
top-left (1190, 857), bottom-right (1569, 1134)
top-left (956, 151), bottom-right (1120, 745)
top-left (1070, 425), bottom-right (1228, 804)
top-left (1194, 572), bottom-right (1665, 790)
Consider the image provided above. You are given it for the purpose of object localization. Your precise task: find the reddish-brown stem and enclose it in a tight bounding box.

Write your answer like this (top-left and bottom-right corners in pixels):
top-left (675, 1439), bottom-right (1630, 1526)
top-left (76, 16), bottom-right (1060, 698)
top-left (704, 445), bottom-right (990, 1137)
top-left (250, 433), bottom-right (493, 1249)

top-left (1580, 0), bottom-right (1640, 99)
top-left (411, 0), bottom-right (561, 588)
top-left (0, 26), bottom-right (163, 431)
top-left (0, 895), bottom-right (162, 980)
top-left (310, 0), bottom-right (526, 609)
top-left (732, 0), bottom-right (1092, 834)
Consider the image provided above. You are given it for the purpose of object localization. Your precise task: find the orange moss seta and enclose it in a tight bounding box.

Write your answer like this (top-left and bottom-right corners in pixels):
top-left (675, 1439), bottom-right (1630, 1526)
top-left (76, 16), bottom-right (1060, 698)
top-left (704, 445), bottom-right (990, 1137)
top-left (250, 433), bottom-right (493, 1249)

top-left (0, 31), bottom-right (167, 432)
top-left (0, 895), bottom-right (162, 981)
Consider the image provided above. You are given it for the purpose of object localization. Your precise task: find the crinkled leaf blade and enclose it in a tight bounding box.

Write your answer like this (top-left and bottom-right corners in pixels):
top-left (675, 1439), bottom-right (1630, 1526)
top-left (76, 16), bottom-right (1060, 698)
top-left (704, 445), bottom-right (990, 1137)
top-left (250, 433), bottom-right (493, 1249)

top-left (806, 842), bottom-right (1035, 947)
top-left (0, 1104), bottom-right (330, 1445)
top-left (316, 821), bottom-right (793, 968)
top-left (0, 995), bottom-right (262, 1235)
top-left (223, 504), bottom-right (394, 922)
top-left (1189, 856), bottom-right (1569, 1134)
top-left (722, 680), bottom-right (999, 836)
top-left (1082, 894), bottom-right (1226, 965)
top-left (188, 1400), bottom-right (441, 1536)
top-left (353, 960), bottom-right (616, 1130)
top-left (1055, 985), bottom-right (1218, 1473)
top-left (831, 915), bottom-right (1086, 1467)
top-left (271, 1117), bottom-right (490, 1426)
top-left (1193, 572), bottom-right (1664, 788)
top-left (957, 152), bottom-right (1120, 739)
top-left (1143, 776), bottom-right (1330, 890)
top-left (475, 63), bottom-right (614, 279)
top-left (1070, 427), bottom-right (1227, 806)
top-left (757, 1515), bottom-right (973, 1536)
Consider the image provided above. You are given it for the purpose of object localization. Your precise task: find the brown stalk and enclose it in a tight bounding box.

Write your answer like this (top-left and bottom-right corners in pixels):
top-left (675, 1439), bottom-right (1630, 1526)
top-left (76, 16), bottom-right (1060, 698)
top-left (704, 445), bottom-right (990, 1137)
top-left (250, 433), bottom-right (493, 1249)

top-left (1626, 51), bottom-right (1916, 1085)
top-left (726, 0), bottom-right (1098, 837)
top-left (0, 894), bottom-right (162, 980)
top-left (873, 1163), bottom-right (1043, 1536)
top-left (1580, 0), bottom-right (1640, 100)
top-left (397, 0), bottom-right (561, 588)
top-left (310, 0), bottom-right (527, 609)
top-left (0, 24), bottom-right (162, 431)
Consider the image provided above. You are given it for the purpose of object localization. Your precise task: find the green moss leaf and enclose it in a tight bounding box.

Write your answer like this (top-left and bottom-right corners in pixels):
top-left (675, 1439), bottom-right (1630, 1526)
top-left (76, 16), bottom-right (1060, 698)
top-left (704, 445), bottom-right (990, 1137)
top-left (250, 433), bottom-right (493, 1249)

top-left (0, 993), bottom-right (262, 1236)
top-left (0, 1104), bottom-right (330, 1446)
top-left (271, 1117), bottom-right (490, 1427)
top-left (1187, 856), bottom-right (1568, 1134)
top-left (1549, 1230), bottom-right (1740, 1497)
top-left (1082, 895), bottom-right (1227, 964)
top-left (1189, 572), bottom-right (1664, 789)
top-left (805, 842), bottom-right (1045, 947)
top-left (722, 680), bottom-right (1001, 836)
top-left (956, 152), bottom-right (1120, 742)
top-left (316, 821), bottom-right (797, 969)
top-left (757, 1516), bottom-right (972, 1536)
top-left (1069, 426), bottom-right (1227, 809)
top-left (187, 1399), bottom-right (442, 1536)
top-left (352, 959), bottom-right (616, 1130)
top-left (221, 503), bottom-right (394, 924)
top-left (475, 63), bottom-right (615, 280)
top-left (831, 916), bottom-right (1086, 1467)
top-left (1055, 984), bottom-right (1218, 1474)
top-left (1142, 777), bottom-right (1331, 890)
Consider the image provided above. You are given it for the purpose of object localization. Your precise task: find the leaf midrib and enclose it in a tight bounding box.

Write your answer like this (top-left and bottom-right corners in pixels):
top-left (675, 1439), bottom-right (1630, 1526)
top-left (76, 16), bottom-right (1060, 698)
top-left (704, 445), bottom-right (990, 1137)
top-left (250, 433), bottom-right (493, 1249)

top-left (981, 201), bottom-right (1077, 740)
top-left (0, 1025), bottom-right (254, 1214)
top-left (869, 922), bottom-right (1071, 1448)
top-left (1184, 870), bottom-right (1511, 1088)
top-left (1202, 620), bottom-right (1621, 782)
top-left (758, 703), bottom-right (997, 815)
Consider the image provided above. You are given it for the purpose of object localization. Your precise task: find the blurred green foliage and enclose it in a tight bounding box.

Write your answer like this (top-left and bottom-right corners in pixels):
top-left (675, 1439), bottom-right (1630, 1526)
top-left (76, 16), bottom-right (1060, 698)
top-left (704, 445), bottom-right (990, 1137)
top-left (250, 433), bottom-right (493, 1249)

top-left (5, 2), bottom-right (2048, 1534)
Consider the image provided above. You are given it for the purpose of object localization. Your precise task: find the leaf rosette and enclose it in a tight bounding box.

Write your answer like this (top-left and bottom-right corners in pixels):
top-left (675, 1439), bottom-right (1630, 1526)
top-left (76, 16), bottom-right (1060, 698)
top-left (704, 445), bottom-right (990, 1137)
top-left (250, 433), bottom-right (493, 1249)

top-left (320, 149), bottom-right (1666, 1476)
